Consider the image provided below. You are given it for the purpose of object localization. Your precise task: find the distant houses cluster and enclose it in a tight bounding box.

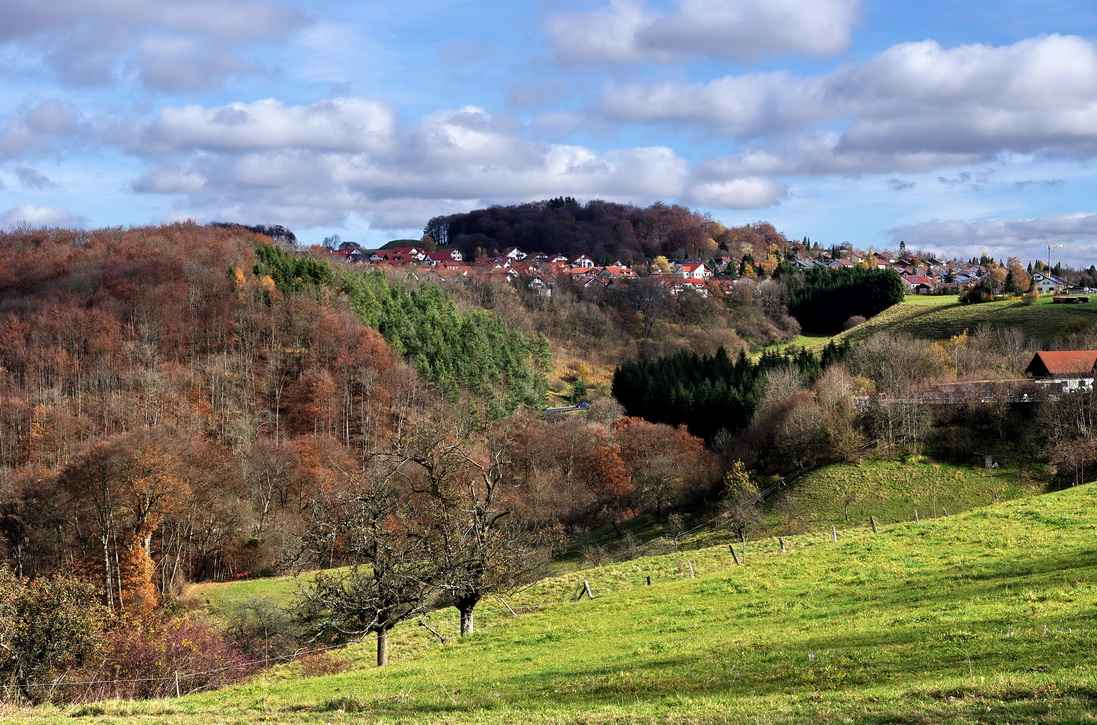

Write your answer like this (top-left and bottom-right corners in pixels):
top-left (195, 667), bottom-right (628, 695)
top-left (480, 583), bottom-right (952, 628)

top-left (328, 242), bottom-right (1074, 299)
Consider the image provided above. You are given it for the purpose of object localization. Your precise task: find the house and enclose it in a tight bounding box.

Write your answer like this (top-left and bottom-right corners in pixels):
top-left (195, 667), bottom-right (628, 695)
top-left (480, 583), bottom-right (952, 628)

top-left (502, 247), bottom-right (527, 261)
top-left (901, 274), bottom-right (939, 295)
top-left (1031, 272), bottom-right (1066, 294)
top-left (423, 249), bottom-right (464, 263)
top-left (671, 261), bottom-right (711, 280)
top-left (570, 254), bottom-right (596, 269)
top-left (1025, 350), bottom-right (1097, 392)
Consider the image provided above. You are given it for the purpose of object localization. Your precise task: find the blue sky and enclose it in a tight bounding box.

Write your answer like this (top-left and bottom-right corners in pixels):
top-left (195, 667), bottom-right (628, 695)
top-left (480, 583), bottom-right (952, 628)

top-left (2, 0), bottom-right (1097, 267)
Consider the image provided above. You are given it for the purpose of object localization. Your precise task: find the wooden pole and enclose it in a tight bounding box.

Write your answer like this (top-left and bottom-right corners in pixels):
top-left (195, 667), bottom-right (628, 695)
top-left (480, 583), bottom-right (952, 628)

top-left (870, 516), bottom-right (878, 533)
top-left (729, 545), bottom-right (741, 565)
top-left (498, 597), bottom-right (518, 617)
top-left (832, 526), bottom-right (838, 542)
top-left (645, 575), bottom-right (652, 586)
top-left (687, 561), bottom-right (695, 579)
top-left (942, 508), bottom-right (948, 517)
top-left (914, 508), bottom-right (920, 523)
top-left (779, 537), bottom-right (786, 552)
top-left (582, 580), bottom-right (593, 599)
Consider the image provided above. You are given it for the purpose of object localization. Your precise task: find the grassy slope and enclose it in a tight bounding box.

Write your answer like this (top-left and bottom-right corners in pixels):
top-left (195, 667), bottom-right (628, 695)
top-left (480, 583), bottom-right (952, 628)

top-left (24, 483), bottom-right (1097, 724)
top-left (787, 294), bottom-right (1097, 353)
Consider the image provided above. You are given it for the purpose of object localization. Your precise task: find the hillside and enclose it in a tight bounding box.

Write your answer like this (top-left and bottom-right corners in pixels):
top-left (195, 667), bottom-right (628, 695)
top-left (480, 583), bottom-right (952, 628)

top-left (836, 294), bottom-right (1097, 348)
top-left (21, 483), bottom-right (1097, 724)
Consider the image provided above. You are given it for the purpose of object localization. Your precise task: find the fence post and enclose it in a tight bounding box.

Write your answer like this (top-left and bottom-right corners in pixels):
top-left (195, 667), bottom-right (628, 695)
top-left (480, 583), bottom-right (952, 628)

top-left (832, 526), bottom-right (838, 542)
top-left (687, 561), bottom-right (695, 579)
top-left (914, 508), bottom-right (920, 523)
top-left (645, 575), bottom-right (652, 586)
top-left (729, 545), bottom-right (741, 565)
top-left (870, 516), bottom-right (878, 533)
top-left (779, 537), bottom-right (786, 552)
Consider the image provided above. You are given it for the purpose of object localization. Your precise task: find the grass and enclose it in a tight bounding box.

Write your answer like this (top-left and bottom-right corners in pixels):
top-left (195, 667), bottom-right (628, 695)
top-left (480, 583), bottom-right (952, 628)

top-left (18, 482), bottom-right (1097, 723)
top-left (776, 294), bottom-right (1097, 355)
top-left (841, 294), bottom-right (1097, 347)
top-left (769, 459), bottom-right (1046, 530)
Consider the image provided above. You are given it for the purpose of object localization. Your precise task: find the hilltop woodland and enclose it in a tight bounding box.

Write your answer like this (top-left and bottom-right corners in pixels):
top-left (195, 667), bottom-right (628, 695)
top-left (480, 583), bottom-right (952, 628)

top-left (1, 213), bottom-right (1097, 703)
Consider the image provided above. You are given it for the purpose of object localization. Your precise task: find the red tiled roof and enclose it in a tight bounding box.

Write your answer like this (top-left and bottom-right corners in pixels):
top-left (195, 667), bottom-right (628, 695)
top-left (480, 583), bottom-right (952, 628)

top-left (1026, 350), bottom-right (1097, 377)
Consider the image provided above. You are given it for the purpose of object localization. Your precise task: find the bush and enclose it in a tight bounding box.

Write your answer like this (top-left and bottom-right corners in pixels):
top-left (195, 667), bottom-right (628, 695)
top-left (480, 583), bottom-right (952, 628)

top-left (68, 616), bottom-right (257, 702)
top-left (224, 598), bottom-right (303, 661)
top-left (1022, 290), bottom-right (1040, 305)
top-left (0, 568), bottom-right (107, 704)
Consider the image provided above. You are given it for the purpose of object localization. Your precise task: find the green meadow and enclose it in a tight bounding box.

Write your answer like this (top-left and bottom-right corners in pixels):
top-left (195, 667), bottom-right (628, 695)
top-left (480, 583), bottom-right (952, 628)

top-left (782, 294), bottom-right (1097, 354)
top-left (17, 481), bottom-right (1097, 724)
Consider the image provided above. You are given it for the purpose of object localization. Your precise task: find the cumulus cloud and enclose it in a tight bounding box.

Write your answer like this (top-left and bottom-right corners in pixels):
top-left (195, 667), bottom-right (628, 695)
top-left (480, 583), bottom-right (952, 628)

top-left (0, 99), bottom-right (88, 159)
top-left (1, 204), bottom-right (87, 229)
top-left (138, 98), bottom-right (396, 155)
top-left (686, 178), bottom-right (788, 208)
top-left (547, 0), bottom-right (859, 64)
top-left (0, 0), bottom-right (307, 91)
top-left (123, 101), bottom-right (705, 233)
top-left (602, 34), bottom-right (1097, 175)
top-left (889, 212), bottom-right (1097, 264)
top-left (14, 167), bottom-right (59, 189)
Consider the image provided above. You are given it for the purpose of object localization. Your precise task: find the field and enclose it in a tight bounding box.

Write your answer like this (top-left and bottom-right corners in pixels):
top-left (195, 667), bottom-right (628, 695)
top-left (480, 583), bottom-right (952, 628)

top-left (783, 294), bottom-right (1097, 354)
top-left (845, 294), bottom-right (1097, 346)
top-left (16, 481), bottom-right (1097, 724)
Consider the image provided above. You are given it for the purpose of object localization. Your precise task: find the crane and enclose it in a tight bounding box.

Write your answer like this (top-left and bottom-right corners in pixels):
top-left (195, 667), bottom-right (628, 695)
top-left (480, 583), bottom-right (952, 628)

top-left (1047, 240), bottom-right (1087, 269)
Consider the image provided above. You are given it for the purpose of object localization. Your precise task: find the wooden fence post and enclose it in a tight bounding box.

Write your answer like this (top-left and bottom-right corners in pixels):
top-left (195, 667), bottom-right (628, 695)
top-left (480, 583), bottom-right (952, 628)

top-left (914, 508), bottom-right (920, 522)
top-left (942, 508), bottom-right (948, 517)
top-left (870, 516), bottom-right (878, 533)
top-left (687, 561), bottom-right (695, 579)
top-left (832, 526), bottom-right (838, 542)
top-left (645, 575), bottom-right (652, 586)
top-left (729, 545), bottom-right (741, 565)
top-left (498, 597), bottom-right (518, 617)
top-left (779, 537), bottom-right (786, 552)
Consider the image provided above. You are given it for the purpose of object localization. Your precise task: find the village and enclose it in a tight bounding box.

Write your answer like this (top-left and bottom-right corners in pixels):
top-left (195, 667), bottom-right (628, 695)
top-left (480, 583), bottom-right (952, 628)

top-left (328, 240), bottom-right (1087, 300)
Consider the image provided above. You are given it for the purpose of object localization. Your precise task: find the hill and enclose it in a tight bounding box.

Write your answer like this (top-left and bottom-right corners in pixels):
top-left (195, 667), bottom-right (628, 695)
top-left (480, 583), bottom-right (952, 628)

top-left (823, 294), bottom-right (1097, 349)
top-left (24, 482), bottom-right (1097, 723)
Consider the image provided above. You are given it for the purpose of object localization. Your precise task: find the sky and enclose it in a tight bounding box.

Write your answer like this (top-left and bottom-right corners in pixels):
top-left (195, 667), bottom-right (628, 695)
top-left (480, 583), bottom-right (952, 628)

top-left (2, 0), bottom-right (1097, 267)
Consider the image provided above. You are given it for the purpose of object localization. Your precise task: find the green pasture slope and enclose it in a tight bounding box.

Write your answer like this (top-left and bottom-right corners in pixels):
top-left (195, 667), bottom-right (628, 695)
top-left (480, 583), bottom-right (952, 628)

top-left (775, 459), bottom-right (1045, 529)
top-left (22, 483), bottom-right (1097, 724)
top-left (790, 294), bottom-right (1097, 352)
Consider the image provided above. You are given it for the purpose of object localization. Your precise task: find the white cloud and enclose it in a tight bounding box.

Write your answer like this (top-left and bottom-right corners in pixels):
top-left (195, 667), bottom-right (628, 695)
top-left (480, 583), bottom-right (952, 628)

top-left (0, 99), bottom-right (88, 159)
top-left (122, 100), bottom-right (702, 233)
top-left (687, 178), bottom-right (788, 209)
top-left (1, 203), bottom-right (87, 229)
top-left (889, 212), bottom-right (1097, 263)
top-left (0, 0), bottom-right (307, 91)
top-left (602, 34), bottom-right (1097, 176)
top-left (547, 0), bottom-right (859, 65)
top-left (140, 98), bottom-right (396, 154)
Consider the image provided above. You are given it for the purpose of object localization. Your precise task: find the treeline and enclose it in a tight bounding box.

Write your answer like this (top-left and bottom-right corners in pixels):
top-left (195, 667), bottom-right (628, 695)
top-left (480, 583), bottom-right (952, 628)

top-left (784, 267), bottom-right (905, 333)
top-left (612, 342), bottom-right (847, 441)
top-left (424, 199), bottom-right (789, 264)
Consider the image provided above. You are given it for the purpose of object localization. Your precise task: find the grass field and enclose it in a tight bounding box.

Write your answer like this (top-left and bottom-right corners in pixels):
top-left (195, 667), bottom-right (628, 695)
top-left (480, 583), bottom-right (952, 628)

top-left (843, 293), bottom-right (1097, 347)
top-left (780, 294), bottom-right (1097, 354)
top-left (18, 481), bottom-right (1097, 724)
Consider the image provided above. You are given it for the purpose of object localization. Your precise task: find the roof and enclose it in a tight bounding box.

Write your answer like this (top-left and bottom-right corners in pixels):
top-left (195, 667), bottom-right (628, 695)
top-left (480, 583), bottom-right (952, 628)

top-left (1025, 350), bottom-right (1097, 377)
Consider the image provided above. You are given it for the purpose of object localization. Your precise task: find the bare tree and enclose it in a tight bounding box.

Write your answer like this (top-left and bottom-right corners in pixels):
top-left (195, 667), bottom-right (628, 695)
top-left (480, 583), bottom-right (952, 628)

top-left (390, 421), bottom-right (556, 637)
top-left (295, 464), bottom-right (432, 666)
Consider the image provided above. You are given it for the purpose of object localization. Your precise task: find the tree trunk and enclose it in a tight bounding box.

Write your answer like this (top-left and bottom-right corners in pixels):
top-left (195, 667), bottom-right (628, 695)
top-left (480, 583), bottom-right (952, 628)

top-left (377, 628), bottom-right (389, 667)
top-left (459, 605), bottom-right (474, 636)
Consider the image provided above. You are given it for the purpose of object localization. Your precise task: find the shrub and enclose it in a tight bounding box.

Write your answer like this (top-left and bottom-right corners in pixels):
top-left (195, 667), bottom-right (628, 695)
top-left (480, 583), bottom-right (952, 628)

top-left (0, 568), bottom-right (107, 704)
top-left (224, 598), bottom-right (303, 661)
top-left (68, 616), bottom-right (257, 702)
